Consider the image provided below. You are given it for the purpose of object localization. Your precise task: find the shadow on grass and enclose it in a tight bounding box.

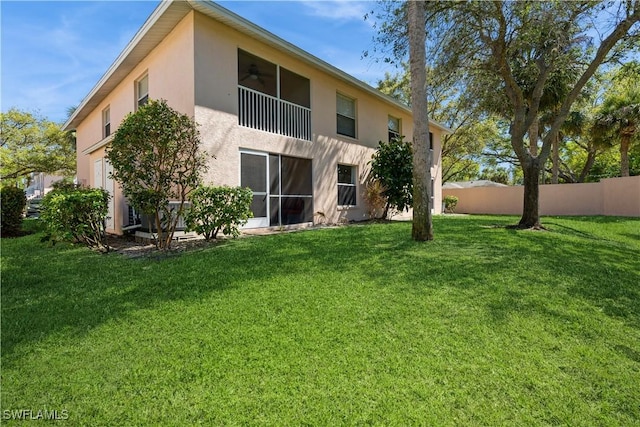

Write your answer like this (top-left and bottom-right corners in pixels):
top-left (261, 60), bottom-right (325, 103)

top-left (2, 216), bottom-right (639, 365)
top-left (1, 232), bottom-right (289, 364)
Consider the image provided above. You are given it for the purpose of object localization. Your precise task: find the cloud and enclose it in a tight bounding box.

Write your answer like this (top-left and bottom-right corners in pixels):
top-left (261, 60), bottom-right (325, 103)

top-left (302, 0), bottom-right (371, 22)
top-left (1, 2), bottom-right (157, 122)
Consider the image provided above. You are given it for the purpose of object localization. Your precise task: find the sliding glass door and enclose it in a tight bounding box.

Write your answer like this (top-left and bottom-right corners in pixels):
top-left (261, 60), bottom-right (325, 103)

top-left (241, 152), bottom-right (269, 228)
top-left (241, 151), bottom-right (313, 227)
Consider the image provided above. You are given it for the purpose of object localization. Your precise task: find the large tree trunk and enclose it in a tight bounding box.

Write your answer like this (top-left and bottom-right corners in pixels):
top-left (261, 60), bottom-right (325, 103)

top-left (528, 119), bottom-right (539, 157)
top-left (577, 147), bottom-right (597, 183)
top-left (620, 133), bottom-right (631, 177)
top-left (551, 133), bottom-right (560, 184)
top-left (407, 0), bottom-right (433, 241)
top-left (519, 157), bottom-right (542, 228)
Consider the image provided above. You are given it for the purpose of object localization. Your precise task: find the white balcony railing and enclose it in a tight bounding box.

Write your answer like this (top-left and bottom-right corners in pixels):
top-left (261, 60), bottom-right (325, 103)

top-left (238, 86), bottom-right (311, 141)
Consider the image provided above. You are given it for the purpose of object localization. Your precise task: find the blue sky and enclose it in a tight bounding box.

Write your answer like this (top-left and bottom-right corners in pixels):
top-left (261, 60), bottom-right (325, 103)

top-left (1, 0), bottom-right (397, 124)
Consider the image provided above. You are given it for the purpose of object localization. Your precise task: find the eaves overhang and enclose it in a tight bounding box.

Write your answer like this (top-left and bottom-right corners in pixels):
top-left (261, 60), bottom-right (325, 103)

top-left (63, 0), bottom-right (452, 134)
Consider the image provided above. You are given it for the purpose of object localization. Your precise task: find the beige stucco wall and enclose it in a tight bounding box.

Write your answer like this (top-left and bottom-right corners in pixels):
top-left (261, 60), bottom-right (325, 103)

top-left (74, 9), bottom-right (445, 233)
top-left (75, 12), bottom-right (196, 232)
top-left (443, 176), bottom-right (640, 217)
top-left (193, 12), bottom-right (443, 225)
top-left (602, 176), bottom-right (640, 217)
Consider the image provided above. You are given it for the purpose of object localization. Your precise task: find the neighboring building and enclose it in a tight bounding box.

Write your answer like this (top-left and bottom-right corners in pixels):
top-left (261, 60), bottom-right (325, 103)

top-left (64, 0), bottom-right (449, 235)
top-left (442, 180), bottom-right (508, 189)
top-left (25, 173), bottom-right (65, 199)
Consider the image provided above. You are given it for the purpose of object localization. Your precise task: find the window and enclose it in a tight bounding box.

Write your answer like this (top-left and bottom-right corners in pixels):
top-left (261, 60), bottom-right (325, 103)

top-left (102, 107), bottom-right (111, 138)
top-left (429, 132), bottom-right (434, 151)
top-left (337, 94), bottom-right (356, 138)
top-left (337, 164), bottom-right (356, 206)
top-left (388, 116), bottom-right (401, 141)
top-left (136, 74), bottom-right (149, 108)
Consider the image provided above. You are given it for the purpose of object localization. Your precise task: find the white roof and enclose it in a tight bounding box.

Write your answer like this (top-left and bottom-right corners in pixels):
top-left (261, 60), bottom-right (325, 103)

top-left (443, 180), bottom-right (509, 189)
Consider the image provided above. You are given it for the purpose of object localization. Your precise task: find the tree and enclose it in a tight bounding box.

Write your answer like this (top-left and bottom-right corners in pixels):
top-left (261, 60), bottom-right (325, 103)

top-left (370, 137), bottom-right (413, 219)
top-left (106, 99), bottom-right (208, 250)
top-left (407, 0), bottom-right (433, 240)
top-left (592, 62), bottom-right (640, 177)
top-left (377, 65), bottom-right (495, 184)
top-left (371, 1), bottom-right (640, 228)
top-left (0, 186), bottom-right (27, 237)
top-left (449, 2), bottom-right (639, 227)
top-left (0, 109), bottom-right (76, 184)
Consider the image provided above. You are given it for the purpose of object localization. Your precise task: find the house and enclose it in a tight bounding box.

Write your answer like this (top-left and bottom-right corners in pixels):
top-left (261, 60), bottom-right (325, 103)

top-left (24, 173), bottom-right (65, 199)
top-left (64, 0), bottom-right (449, 234)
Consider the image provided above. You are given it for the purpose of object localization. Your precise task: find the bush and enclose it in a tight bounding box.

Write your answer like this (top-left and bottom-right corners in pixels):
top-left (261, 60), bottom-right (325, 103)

top-left (363, 179), bottom-right (388, 220)
top-left (444, 195), bottom-right (459, 213)
top-left (40, 186), bottom-right (111, 252)
top-left (1, 186), bottom-right (27, 236)
top-left (369, 137), bottom-right (413, 219)
top-left (106, 99), bottom-right (208, 250)
top-left (185, 186), bottom-right (253, 240)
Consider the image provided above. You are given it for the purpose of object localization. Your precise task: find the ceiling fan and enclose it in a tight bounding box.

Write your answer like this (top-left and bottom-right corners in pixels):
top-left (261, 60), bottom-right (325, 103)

top-left (240, 64), bottom-right (272, 85)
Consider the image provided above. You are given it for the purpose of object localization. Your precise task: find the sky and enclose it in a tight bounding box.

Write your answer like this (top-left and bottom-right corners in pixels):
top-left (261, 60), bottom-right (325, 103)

top-left (1, 0), bottom-right (399, 124)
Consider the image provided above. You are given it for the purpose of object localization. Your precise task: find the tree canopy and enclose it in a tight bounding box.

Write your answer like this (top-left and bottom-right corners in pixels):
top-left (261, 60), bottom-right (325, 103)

top-left (0, 108), bottom-right (76, 184)
top-left (371, 0), bottom-right (640, 228)
top-left (106, 99), bottom-right (208, 250)
top-left (592, 62), bottom-right (640, 177)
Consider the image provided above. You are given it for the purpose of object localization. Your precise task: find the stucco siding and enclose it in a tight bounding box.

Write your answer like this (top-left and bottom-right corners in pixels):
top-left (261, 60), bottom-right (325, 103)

top-left (193, 12), bottom-right (443, 224)
top-left (76, 12), bottom-right (196, 189)
top-left (73, 4), bottom-right (445, 234)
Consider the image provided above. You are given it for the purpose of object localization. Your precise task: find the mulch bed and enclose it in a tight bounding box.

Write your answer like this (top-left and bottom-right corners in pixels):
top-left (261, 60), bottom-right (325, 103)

top-left (105, 234), bottom-right (221, 259)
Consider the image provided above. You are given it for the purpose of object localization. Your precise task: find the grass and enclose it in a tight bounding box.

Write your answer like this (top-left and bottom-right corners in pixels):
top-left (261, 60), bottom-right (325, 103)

top-left (1, 215), bottom-right (639, 425)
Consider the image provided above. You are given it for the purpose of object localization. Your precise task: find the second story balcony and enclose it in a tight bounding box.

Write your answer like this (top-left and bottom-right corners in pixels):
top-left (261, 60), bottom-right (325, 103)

top-left (237, 49), bottom-right (311, 141)
top-left (238, 86), bottom-right (311, 141)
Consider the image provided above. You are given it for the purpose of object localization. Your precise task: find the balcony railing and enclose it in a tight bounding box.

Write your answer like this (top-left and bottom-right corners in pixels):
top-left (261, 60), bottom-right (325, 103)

top-left (238, 86), bottom-right (311, 141)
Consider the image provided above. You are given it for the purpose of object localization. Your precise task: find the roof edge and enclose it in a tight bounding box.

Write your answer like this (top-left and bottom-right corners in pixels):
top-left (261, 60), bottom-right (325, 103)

top-left (64, 0), bottom-right (452, 134)
top-left (63, 1), bottom-right (176, 131)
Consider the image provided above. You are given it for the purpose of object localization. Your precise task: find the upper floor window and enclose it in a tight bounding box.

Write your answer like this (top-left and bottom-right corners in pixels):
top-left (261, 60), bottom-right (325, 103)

top-left (388, 116), bottom-right (401, 141)
top-left (136, 74), bottom-right (149, 109)
top-left (102, 107), bottom-right (111, 138)
top-left (337, 164), bottom-right (356, 206)
top-left (429, 132), bottom-right (434, 151)
top-left (337, 93), bottom-right (356, 138)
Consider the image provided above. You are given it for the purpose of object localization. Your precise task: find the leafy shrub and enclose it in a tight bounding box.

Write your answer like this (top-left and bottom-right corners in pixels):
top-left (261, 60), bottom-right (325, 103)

top-left (369, 137), bottom-right (413, 219)
top-left (51, 179), bottom-right (81, 192)
top-left (444, 195), bottom-right (459, 213)
top-left (363, 179), bottom-right (388, 220)
top-left (185, 186), bottom-right (253, 240)
top-left (1, 186), bottom-right (27, 236)
top-left (40, 186), bottom-right (110, 252)
top-left (106, 99), bottom-right (208, 250)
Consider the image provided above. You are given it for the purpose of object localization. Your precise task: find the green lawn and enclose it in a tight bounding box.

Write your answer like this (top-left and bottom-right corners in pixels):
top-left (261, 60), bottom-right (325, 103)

top-left (2, 216), bottom-right (639, 425)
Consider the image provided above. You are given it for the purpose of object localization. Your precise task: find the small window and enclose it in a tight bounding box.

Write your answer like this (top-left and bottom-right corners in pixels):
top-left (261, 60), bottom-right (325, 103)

top-left (337, 93), bottom-right (356, 138)
top-left (136, 74), bottom-right (149, 108)
top-left (337, 164), bottom-right (356, 206)
top-left (388, 116), bottom-right (401, 141)
top-left (102, 107), bottom-right (111, 138)
top-left (429, 132), bottom-right (434, 151)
